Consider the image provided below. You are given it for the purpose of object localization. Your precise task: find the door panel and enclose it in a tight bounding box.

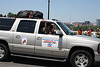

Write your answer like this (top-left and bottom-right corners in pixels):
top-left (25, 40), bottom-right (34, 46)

top-left (13, 32), bottom-right (35, 55)
top-left (12, 20), bottom-right (36, 55)
top-left (35, 34), bottom-right (65, 57)
top-left (35, 20), bottom-right (66, 58)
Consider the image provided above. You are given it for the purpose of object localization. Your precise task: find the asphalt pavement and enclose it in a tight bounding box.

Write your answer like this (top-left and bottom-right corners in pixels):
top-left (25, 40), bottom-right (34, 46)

top-left (0, 56), bottom-right (100, 67)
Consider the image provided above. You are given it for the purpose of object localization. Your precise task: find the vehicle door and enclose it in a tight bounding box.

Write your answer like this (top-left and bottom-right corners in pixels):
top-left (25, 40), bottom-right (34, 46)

top-left (35, 21), bottom-right (66, 58)
top-left (12, 20), bottom-right (37, 55)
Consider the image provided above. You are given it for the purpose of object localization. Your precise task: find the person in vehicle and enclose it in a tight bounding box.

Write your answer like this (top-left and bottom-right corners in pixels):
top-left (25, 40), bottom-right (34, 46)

top-left (46, 24), bottom-right (56, 34)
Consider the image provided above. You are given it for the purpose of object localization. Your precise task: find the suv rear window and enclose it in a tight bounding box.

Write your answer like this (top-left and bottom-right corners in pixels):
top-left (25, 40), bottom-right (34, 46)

top-left (0, 18), bottom-right (15, 31)
top-left (17, 20), bottom-right (36, 33)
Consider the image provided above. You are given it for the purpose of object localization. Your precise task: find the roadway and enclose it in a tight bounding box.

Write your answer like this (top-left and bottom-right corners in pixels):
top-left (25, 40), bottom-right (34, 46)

top-left (0, 56), bottom-right (100, 67)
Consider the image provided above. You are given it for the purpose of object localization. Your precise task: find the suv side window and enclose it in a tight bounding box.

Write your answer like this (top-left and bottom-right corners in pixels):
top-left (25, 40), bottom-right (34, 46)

top-left (0, 18), bottom-right (15, 31)
top-left (17, 20), bottom-right (36, 33)
top-left (38, 21), bottom-right (60, 35)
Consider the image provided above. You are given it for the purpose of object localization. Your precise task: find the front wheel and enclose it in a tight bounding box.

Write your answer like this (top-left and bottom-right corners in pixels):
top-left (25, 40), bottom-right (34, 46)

top-left (70, 50), bottom-right (93, 67)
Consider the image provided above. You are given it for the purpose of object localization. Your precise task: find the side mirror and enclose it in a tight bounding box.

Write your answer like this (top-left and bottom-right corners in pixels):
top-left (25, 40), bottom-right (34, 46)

top-left (56, 30), bottom-right (63, 37)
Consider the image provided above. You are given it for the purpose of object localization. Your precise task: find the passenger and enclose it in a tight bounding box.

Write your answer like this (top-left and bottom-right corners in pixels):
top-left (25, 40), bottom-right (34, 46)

top-left (50, 24), bottom-right (56, 34)
top-left (47, 25), bottom-right (52, 34)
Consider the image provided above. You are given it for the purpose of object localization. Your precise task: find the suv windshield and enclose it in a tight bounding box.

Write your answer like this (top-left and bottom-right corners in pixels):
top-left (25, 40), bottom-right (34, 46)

top-left (57, 22), bottom-right (74, 35)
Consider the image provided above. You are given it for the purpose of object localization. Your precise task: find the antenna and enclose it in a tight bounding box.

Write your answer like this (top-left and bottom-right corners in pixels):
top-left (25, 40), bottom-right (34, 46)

top-left (70, 15), bottom-right (72, 24)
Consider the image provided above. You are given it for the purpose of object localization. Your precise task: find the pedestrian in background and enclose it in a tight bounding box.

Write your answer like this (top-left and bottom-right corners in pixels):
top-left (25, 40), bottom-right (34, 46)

top-left (78, 28), bottom-right (83, 35)
top-left (97, 28), bottom-right (99, 32)
top-left (87, 28), bottom-right (91, 36)
top-left (84, 29), bottom-right (87, 35)
top-left (97, 29), bottom-right (100, 38)
top-left (92, 29), bottom-right (96, 38)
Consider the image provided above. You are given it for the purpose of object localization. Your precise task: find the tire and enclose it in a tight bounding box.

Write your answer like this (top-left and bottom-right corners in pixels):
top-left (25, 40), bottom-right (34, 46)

top-left (0, 43), bottom-right (10, 61)
top-left (70, 50), bottom-right (93, 67)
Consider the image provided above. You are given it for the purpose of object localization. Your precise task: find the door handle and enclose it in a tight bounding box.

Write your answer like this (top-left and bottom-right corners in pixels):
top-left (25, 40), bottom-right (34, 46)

top-left (37, 37), bottom-right (42, 40)
top-left (16, 35), bottom-right (21, 39)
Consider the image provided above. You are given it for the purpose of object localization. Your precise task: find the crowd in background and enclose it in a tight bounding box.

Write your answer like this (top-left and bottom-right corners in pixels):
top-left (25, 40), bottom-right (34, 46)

top-left (77, 28), bottom-right (100, 38)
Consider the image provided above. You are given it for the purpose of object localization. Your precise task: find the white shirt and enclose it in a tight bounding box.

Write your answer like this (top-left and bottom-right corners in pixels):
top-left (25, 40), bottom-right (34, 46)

top-left (92, 32), bottom-right (96, 37)
top-left (84, 30), bottom-right (87, 35)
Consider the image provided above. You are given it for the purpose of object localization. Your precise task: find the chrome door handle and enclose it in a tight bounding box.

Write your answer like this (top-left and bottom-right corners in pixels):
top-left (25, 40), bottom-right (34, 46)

top-left (16, 35), bottom-right (21, 39)
top-left (37, 37), bottom-right (42, 40)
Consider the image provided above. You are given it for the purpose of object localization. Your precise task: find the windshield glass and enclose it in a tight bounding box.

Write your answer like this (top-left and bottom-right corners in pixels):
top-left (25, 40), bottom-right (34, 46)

top-left (57, 22), bottom-right (74, 35)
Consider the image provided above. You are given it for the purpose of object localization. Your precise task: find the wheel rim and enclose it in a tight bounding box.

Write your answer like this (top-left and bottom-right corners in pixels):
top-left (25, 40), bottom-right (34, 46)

top-left (0, 46), bottom-right (5, 59)
top-left (74, 54), bottom-right (88, 67)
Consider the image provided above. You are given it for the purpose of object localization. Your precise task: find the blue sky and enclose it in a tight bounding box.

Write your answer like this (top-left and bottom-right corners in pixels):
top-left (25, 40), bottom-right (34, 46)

top-left (0, 0), bottom-right (100, 23)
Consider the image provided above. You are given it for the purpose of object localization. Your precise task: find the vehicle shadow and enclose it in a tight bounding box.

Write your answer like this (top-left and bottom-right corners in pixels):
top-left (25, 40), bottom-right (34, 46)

top-left (5, 56), bottom-right (100, 67)
top-left (11, 56), bottom-right (71, 67)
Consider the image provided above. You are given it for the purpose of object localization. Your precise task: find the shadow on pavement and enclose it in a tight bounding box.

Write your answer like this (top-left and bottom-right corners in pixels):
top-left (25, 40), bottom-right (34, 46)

top-left (11, 56), bottom-right (71, 67)
top-left (4, 56), bottom-right (100, 67)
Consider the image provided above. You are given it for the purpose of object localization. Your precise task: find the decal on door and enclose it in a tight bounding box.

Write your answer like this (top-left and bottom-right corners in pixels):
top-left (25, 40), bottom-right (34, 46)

top-left (42, 39), bottom-right (58, 48)
top-left (21, 37), bottom-right (27, 45)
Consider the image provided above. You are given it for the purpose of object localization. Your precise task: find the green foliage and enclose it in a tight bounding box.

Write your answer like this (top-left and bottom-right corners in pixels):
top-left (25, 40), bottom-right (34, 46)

top-left (7, 12), bottom-right (16, 17)
top-left (66, 24), bottom-right (100, 32)
top-left (72, 26), bottom-right (100, 31)
top-left (0, 14), bottom-right (3, 17)
top-left (4, 15), bottom-right (6, 17)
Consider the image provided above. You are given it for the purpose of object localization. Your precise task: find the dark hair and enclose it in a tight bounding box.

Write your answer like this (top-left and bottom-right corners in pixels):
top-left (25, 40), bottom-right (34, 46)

top-left (79, 28), bottom-right (81, 30)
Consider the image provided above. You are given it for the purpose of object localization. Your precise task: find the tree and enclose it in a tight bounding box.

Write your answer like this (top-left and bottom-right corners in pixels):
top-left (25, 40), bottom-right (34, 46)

top-left (4, 15), bottom-right (6, 17)
top-left (7, 12), bottom-right (16, 17)
top-left (0, 14), bottom-right (3, 17)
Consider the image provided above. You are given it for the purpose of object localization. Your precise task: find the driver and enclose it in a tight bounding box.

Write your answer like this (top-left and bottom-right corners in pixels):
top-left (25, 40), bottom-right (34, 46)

top-left (47, 24), bottom-right (56, 34)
